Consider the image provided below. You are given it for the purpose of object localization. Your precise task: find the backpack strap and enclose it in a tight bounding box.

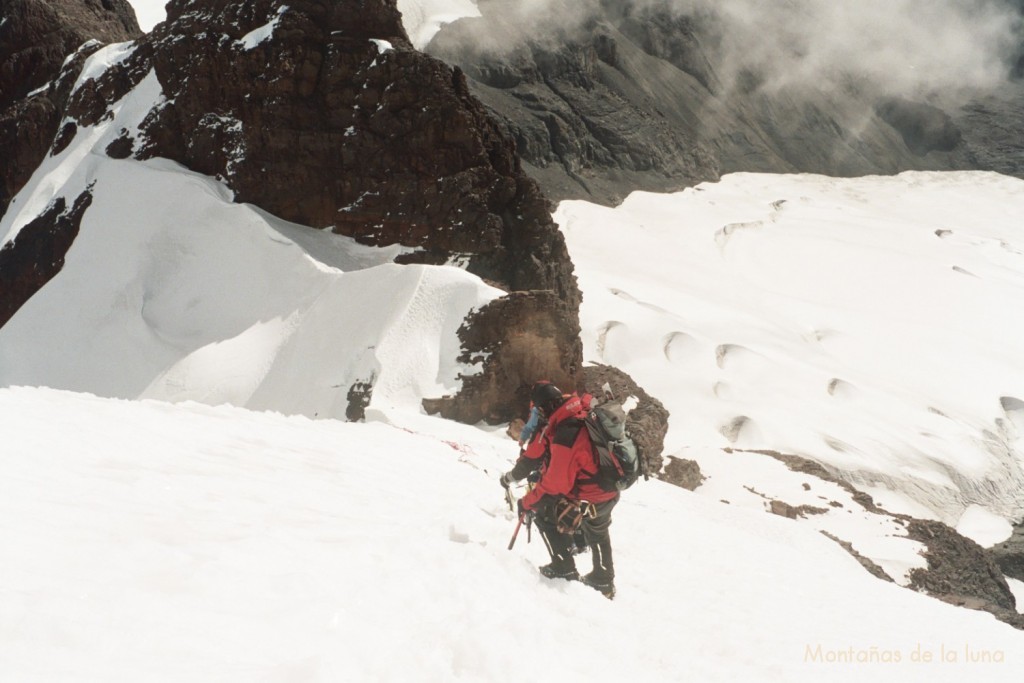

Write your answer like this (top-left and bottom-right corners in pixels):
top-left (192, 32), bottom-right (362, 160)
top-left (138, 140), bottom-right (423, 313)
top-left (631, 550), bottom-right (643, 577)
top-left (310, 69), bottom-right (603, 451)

top-left (551, 417), bottom-right (584, 448)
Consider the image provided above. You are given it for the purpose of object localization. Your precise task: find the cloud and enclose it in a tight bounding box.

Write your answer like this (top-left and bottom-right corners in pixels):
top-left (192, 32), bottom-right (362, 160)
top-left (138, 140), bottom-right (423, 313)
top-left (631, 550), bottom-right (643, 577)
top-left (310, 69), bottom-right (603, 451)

top-left (681, 0), bottom-right (1023, 98)
top-left (443, 0), bottom-right (1023, 100)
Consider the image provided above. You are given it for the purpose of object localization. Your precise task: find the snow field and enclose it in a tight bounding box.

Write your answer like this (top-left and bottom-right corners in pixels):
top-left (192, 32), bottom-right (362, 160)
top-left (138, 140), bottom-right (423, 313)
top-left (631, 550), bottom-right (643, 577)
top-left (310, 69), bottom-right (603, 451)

top-left (3, 386), bottom-right (1024, 682)
top-left (557, 171), bottom-right (1024, 529)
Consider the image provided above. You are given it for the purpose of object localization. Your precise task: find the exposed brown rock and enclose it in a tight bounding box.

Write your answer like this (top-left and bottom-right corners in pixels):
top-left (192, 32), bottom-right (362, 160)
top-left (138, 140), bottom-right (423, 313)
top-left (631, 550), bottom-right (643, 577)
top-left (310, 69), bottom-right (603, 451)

top-left (906, 518), bottom-right (1017, 619)
top-left (769, 499), bottom-right (828, 519)
top-left (424, 291), bottom-right (581, 424)
top-left (661, 455), bottom-right (704, 491)
top-left (724, 446), bottom-right (1024, 630)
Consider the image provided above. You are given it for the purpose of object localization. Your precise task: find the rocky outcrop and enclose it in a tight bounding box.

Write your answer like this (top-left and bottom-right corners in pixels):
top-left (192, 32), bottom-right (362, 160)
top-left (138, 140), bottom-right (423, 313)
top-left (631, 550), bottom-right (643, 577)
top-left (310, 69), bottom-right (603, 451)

top-left (661, 455), bottom-right (704, 491)
top-left (906, 519), bottom-right (1021, 627)
top-left (726, 447), bottom-right (1024, 630)
top-left (0, 0), bottom-right (140, 216)
top-left (111, 0), bottom-right (578, 312)
top-left (0, 0), bottom-right (140, 325)
top-left (1, 0), bottom-right (584, 419)
top-left (426, 0), bottom-right (1024, 205)
top-left (0, 188), bottom-right (93, 328)
top-left (426, 291), bottom-right (582, 424)
top-left (990, 522), bottom-right (1024, 582)
top-left (581, 362), bottom-right (669, 475)
top-left (0, 0), bottom-right (139, 110)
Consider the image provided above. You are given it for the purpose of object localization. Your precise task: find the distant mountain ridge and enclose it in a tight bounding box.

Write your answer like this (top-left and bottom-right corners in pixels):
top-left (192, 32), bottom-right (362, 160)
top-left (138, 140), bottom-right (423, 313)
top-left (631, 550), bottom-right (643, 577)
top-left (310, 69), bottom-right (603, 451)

top-left (426, 0), bottom-right (1024, 204)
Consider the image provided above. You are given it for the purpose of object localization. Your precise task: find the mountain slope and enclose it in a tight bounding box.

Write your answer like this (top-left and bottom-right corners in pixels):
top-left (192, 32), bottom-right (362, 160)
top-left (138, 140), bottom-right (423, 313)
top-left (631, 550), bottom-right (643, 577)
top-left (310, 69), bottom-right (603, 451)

top-left (3, 386), bottom-right (1024, 682)
top-left (422, 0), bottom-right (1024, 204)
top-left (558, 171), bottom-right (1024, 528)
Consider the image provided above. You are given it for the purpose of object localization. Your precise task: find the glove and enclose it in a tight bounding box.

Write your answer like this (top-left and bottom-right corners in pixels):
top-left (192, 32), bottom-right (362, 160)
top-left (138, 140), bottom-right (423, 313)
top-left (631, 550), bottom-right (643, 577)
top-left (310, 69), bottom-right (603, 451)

top-left (499, 471), bottom-right (515, 489)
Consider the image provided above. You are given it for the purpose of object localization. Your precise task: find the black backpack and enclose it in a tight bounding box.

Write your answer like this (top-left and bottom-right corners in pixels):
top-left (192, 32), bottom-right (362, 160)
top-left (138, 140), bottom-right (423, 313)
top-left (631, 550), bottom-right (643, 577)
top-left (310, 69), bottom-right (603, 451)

top-left (583, 401), bottom-right (643, 492)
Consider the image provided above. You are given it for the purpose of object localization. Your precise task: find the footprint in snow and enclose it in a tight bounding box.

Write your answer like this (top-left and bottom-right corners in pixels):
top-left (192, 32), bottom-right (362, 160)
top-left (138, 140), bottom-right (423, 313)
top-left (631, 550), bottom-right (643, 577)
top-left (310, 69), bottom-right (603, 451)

top-left (713, 381), bottom-right (736, 400)
top-left (715, 343), bottom-right (762, 369)
top-left (1000, 396), bottom-right (1024, 432)
top-left (609, 287), bottom-right (672, 315)
top-left (596, 320), bottom-right (625, 361)
top-left (719, 415), bottom-right (758, 445)
top-left (826, 378), bottom-right (858, 399)
top-left (663, 331), bottom-right (699, 361)
top-left (715, 221), bottom-right (763, 249)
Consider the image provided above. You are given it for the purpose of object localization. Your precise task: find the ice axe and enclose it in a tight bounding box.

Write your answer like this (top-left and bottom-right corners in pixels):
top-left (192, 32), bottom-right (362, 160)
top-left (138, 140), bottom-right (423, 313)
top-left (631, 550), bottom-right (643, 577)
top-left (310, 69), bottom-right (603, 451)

top-left (507, 510), bottom-right (532, 550)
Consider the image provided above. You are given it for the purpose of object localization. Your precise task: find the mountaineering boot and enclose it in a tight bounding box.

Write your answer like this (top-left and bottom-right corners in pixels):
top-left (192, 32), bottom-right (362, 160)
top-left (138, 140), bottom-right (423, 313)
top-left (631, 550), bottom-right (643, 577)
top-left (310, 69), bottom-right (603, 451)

top-left (580, 571), bottom-right (615, 599)
top-left (539, 559), bottom-right (579, 581)
top-left (537, 526), bottom-right (578, 580)
top-left (582, 540), bottom-right (615, 598)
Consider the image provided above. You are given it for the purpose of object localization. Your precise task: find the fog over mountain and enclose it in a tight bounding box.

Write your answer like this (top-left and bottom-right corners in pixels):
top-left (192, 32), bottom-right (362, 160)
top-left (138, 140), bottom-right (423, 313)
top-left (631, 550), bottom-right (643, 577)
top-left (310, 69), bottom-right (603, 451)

top-left (425, 0), bottom-right (1024, 203)
top-left (474, 0), bottom-right (1023, 99)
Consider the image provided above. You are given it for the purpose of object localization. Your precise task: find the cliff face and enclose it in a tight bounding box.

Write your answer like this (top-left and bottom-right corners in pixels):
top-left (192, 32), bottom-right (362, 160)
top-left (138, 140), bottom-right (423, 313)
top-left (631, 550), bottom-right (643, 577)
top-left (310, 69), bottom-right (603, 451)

top-left (1, 0), bottom-right (583, 420)
top-left (121, 0), bottom-right (577, 312)
top-left (0, 0), bottom-right (141, 214)
top-left (0, 0), bottom-right (140, 109)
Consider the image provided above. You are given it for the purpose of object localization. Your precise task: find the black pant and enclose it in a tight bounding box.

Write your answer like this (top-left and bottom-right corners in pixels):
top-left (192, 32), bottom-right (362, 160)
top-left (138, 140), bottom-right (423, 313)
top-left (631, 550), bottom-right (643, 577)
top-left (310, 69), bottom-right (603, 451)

top-left (535, 495), bottom-right (618, 580)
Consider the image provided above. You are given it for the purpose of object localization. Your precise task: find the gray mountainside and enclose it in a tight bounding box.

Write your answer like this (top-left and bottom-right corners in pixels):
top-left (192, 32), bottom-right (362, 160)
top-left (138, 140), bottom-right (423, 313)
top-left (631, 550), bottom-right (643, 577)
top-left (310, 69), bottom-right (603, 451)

top-left (427, 0), bottom-right (1024, 204)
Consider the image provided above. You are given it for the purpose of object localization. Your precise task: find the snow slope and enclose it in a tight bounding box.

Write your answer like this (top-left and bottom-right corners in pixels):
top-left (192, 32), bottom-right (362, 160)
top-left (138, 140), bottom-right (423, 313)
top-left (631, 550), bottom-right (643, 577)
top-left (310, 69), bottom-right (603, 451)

top-left (4, 8), bottom-right (1024, 678)
top-left (3, 386), bottom-right (1023, 682)
top-left (0, 47), bottom-right (502, 420)
top-left (557, 172), bottom-right (1024, 530)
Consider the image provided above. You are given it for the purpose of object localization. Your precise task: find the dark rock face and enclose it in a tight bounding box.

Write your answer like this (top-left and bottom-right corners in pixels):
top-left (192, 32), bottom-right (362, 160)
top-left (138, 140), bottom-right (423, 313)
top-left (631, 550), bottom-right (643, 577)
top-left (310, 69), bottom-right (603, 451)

top-left (0, 0), bottom-right (140, 110)
top-left (0, 0), bottom-right (140, 216)
top-left (426, 0), bottom-right (1024, 205)
top-left (0, 188), bottom-right (93, 328)
top-left (581, 362), bottom-right (668, 475)
top-left (2, 0), bottom-right (584, 420)
top-left (428, 4), bottom-right (721, 204)
top-left (425, 291), bottom-right (582, 424)
top-left (119, 0), bottom-right (578, 311)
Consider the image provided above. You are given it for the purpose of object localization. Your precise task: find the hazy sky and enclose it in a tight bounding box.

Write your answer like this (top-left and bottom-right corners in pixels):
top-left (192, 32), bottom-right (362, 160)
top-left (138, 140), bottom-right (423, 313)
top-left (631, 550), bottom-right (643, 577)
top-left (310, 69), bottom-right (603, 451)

top-left (127, 0), bottom-right (167, 32)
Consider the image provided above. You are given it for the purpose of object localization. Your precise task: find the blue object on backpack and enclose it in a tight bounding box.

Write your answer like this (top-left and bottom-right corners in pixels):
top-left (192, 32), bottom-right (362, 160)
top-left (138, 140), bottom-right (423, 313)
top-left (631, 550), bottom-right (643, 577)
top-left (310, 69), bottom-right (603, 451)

top-left (519, 406), bottom-right (541, 444)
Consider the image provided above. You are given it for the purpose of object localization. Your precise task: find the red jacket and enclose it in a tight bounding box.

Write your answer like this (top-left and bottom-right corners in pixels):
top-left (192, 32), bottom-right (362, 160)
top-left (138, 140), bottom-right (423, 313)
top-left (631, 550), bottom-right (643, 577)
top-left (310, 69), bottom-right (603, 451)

top-left (521, 393), bottom-right (618, 511)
